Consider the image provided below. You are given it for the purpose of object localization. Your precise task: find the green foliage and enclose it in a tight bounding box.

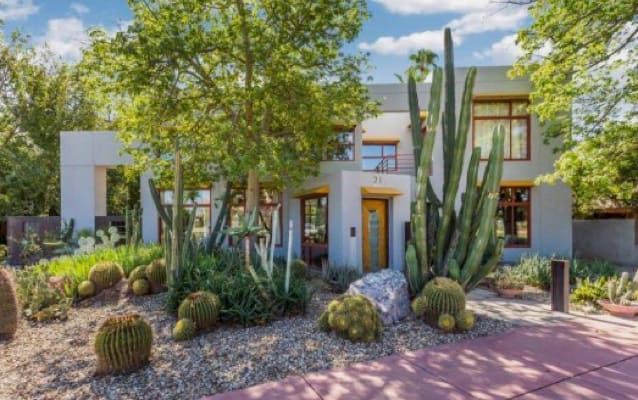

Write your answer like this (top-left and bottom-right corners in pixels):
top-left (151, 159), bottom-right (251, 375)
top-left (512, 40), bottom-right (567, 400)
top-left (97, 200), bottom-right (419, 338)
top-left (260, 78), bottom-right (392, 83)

top-left (46, 244), bottom-right (162, 296)
top-left (320, 261), bottom-right (362, 293)
top-left (437, 313), bottom-right (456, 333)
top-left (513, 255), bottom-right (620, 290)
top-left (177, 291), bottom-right (221, 332)
top-left (173, 318), bottom-right (196, 342)
top-left (395, 49), bottom-right (438, 84)
top-left (422, 277), bottom-right (466, 326)
top-left (88, 261), bottom-right (124, 291)
top-left (15, 265), bottom-right (72, 321)
top-left (493, 266), bottom-right (526, 290)
top-left (406, 28), bottom-right (505, 294)
top-left (0, 267), bottom-right (19, 339)
top-left (570, 277), bottom-right (609, 306)
top-left (607, 270), bottom-right (638, 305)
top-left (570, 259), bottom-right (619, 282)
top-left (318, 294), bottom-right (382, 343)
top-left (94, 314), bottom-right (153, 375)
top-left (455, 310), bottom-right (475, 332)
top-left (132, 279), bottom-right (150, 296)
top-left (511, 1), bottom-right (637, 213)
top-left (77, 280), bottom-right (96, 298)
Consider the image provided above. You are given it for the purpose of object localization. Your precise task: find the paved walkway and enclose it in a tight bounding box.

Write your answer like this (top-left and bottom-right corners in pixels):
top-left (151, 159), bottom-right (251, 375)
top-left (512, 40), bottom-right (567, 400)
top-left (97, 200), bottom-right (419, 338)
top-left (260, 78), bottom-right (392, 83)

top-left (205, 294), bottom-right (637, 400)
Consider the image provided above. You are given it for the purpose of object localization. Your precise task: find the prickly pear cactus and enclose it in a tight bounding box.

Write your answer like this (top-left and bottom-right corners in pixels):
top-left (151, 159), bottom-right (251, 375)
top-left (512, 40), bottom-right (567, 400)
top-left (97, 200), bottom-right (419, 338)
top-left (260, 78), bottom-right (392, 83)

top-left (173, 318), bottom-right (196, 341)
top-left (438, 313), bottom-right (456, 333)
top-left (88, 261), bottom-right (124, 291)
top-left (423, 277), bottom-right (466, 326)
top-left (0, 267), bottom-right (19, 340)
top-left (177, 291), bottom-right (221, 332)
top-left (94, 314), bottom-right (152, 375)
top-left (78, 280), bottom-right (96, 298)
top-left (317, 294), bottom-right (382, 343)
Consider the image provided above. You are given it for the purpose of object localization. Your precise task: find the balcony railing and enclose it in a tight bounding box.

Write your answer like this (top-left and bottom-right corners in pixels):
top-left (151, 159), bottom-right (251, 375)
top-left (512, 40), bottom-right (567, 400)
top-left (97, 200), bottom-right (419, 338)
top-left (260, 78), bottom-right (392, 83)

top-left (373, 154), bottom-right (415, 175)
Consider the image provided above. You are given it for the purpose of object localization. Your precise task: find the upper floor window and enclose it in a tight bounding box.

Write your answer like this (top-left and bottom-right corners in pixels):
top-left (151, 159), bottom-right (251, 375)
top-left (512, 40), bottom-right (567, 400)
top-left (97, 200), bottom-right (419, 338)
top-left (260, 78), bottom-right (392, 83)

top-left (325, 131), bottom-right (355, 161)
top-left (473, 99), bottom-right (530, 160)
top-left (362, 142), bottom-right (397, 171)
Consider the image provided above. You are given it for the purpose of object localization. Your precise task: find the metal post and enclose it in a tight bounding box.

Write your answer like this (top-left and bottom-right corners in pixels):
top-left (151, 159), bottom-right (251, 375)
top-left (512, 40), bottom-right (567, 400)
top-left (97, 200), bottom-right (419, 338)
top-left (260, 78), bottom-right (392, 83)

top-left (551, 259), bottom-right (570, 312)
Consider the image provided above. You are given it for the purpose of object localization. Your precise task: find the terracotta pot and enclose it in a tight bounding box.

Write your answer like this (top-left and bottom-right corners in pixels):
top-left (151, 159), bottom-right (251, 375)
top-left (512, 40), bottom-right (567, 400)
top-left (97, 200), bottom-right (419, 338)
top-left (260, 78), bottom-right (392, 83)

top-left (495, 287), bottom-right (524, 299)
top-left (597, 300), bottom-right (638, 318)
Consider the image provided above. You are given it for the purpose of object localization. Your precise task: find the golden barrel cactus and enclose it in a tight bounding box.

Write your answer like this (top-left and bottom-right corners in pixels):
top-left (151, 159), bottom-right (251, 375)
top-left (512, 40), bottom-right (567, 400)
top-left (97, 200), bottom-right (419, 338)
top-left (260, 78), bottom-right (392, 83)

top-left (318, 294), bottom-right (382, 343)
top-left (0, 267), bottom-right (19, 339)
top-left (94, 314), bottom-right (152, 375)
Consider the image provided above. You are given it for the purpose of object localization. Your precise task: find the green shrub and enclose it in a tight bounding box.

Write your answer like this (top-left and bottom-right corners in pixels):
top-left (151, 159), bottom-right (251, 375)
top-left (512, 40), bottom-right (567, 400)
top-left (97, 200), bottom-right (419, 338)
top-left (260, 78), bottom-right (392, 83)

top-left (570, 277), bottom-right (608, 306)
top-left (320, 262), bottom-right (362, 293)
top-left (570, 259), bottom-right (618, 282)
top-left (15, 265), bottom-right (72, 321)
top-left (513, 254), bottom-right (552, 290)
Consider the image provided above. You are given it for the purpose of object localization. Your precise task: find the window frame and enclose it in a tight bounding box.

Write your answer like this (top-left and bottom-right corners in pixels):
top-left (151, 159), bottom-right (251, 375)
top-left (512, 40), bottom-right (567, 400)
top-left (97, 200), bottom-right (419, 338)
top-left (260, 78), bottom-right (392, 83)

top-left (324, 129), bottom-right (355, 162)
top-left (299, 193), bottom-right (329, 265)
top-left (362, 141), bottom-right (398, 171)
top-left (227, 186), bottom-right (284, 247)
top-left (158, 187), bottom-right (213, 242)
top-left (472, 98), bottom-right (531, 161)
top-left (497, 186), bottom-right (532, 248)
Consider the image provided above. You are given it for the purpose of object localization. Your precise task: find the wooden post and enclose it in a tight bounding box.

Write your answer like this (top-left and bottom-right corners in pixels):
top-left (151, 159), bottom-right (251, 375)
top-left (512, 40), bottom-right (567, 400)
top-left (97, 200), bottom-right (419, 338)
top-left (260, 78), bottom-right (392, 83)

top-left (551, 259), bottom-right (570, 313)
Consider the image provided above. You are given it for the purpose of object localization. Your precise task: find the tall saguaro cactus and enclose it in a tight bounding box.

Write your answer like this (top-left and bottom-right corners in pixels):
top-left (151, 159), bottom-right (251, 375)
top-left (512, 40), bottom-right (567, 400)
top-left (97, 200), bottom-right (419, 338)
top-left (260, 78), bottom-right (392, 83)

top-left (405, 28), bottom-right (505, 295)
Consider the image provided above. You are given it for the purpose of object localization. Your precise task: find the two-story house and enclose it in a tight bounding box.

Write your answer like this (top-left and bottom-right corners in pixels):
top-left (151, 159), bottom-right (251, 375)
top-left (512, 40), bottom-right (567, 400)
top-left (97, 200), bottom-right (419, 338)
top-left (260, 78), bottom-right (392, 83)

top-left (60, 66), bottom-right (572, 271)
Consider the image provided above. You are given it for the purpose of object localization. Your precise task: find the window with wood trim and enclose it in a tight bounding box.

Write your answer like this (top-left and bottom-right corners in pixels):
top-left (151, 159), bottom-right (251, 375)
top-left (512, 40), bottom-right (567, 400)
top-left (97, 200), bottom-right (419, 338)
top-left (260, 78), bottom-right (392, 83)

top-left (325, 131), bottom-right (355, 161)
top-left (159, 189), bottom-right (212, 240)
top-left (473, 99), bottom-right (530, 160)
top-left (362, 142), bottom-right (397, 171)
top-left (496, 187), bottom-right (531, 247)
top-left (228, 187), bottom-right (283, 246)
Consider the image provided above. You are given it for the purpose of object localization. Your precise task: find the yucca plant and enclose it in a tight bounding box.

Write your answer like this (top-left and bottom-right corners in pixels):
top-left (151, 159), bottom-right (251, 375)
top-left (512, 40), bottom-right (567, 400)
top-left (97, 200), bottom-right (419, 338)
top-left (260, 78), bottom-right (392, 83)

top-left (405, 28), bottom-right (505, 295)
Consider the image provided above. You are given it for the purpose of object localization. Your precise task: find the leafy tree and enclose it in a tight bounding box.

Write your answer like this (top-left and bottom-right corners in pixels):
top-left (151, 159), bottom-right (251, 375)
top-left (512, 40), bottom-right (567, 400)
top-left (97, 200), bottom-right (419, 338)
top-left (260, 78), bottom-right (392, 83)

top-left (395, 49), bottom-right (438, 83)
top-left (84, 0), bottom-right (377, 219)
top-left (510, 0), bottom-right (637, 214)
top-left (0, 26), bottom-right (103, 216)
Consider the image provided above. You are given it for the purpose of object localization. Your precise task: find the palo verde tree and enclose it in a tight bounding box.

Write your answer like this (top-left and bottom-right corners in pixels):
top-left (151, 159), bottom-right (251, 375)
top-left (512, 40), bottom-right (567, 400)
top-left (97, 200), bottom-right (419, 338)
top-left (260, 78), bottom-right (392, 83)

top-left (84, 0), bottom-right (377, 224)
top-left (510, 0), bottom-right (637, 214)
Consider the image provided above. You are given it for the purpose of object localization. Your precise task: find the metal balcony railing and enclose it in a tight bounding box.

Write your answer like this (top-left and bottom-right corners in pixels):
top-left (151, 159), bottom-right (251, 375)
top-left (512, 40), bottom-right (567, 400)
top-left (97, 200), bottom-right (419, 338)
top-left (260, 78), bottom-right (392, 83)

top-left (373, 154), bottom-right (416, 175)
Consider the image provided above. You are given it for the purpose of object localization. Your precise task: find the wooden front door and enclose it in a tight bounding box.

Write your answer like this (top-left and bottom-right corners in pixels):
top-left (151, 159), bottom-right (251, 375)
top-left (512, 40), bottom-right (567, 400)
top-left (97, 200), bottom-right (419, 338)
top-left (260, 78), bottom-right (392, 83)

top-left (362, 199), bottom-right (388, 272)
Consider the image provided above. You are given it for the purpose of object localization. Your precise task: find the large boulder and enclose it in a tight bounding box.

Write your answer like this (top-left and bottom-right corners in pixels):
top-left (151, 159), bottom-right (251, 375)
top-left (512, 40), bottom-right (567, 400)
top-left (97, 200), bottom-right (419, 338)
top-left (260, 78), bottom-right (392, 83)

top-left (346, 269), bottom-right (410, 325)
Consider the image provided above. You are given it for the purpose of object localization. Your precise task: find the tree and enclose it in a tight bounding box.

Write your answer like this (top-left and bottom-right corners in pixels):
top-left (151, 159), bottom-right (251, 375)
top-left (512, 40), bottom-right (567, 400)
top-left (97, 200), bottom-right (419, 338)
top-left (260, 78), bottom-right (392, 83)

top-left (510, 0), bottom-right (638, 213)
top-left (395, 49), bottom-right (438, 83)
top-left (84, 1), bottom-right (377, 229)
top-left (0, 26), bottom-right (103, 216)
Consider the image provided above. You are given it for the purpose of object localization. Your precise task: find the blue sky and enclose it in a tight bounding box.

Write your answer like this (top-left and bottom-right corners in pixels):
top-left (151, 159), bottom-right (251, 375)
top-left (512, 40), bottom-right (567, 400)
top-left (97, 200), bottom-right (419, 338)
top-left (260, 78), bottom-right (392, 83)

top-left (1, 0), bottom-right (530, 83)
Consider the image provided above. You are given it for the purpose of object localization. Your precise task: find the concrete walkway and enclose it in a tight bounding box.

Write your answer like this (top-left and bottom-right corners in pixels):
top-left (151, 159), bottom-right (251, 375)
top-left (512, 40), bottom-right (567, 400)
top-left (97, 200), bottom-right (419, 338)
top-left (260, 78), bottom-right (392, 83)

top-left (205, 294), bottom-right (637, 400)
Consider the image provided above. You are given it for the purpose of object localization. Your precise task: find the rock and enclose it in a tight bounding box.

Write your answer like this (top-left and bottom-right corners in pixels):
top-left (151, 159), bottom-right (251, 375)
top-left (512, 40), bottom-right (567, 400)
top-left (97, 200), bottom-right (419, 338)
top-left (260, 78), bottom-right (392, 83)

top-left (346, 269), bottom-right (410, 325)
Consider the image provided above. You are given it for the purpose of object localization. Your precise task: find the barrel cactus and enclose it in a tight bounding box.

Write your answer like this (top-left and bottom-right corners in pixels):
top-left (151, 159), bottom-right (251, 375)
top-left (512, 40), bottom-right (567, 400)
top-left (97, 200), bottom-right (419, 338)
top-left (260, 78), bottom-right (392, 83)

top-left (317, 294), bottom-right (382, 343)
top-left (78, 280), bottom-right (96, 298)
top-left (423, 277), bottom-right (466, 325)
top-left (173, 318), bottom-right (196, 341)
top-left (128, 265), bottom-right (147, 285)
top-left (177, 291), bottom-right (221, 332)
top-left (438, 313), bottom-right (456, 333)
top-left (146, 259), bottom-right (166, 292)
top-left (89, 261), bottom-right (124, 291)
top-left (0, 267), bottom-right (19, 340)
top-left (411, 295), bottom-right (427, 317)
top-left (132, 279), bottom-right (150, 296)
top-left (94, 314), bottom-right (152, 375)
top-left (455, 310), bottom-right (475, 331)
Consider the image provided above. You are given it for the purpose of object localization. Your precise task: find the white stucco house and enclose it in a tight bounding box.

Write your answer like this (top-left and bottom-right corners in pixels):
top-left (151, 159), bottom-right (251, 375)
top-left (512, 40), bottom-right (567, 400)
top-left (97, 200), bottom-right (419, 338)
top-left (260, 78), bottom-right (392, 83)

top-left (60, 66), bottom-right (572, 272)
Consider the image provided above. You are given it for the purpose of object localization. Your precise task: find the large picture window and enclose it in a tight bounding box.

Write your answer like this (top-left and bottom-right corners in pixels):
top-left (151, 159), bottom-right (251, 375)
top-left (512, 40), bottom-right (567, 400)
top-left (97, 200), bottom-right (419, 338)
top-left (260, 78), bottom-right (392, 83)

top-left (362, 142), bottom-right (397, 171)
top-left (473, 99), bottom-right (530, 160)
top-left (496, 187), bottom-right (531, 247)
top-left (325, 131), bottom-right (355, 161)
top-left (228, 187), bottom-right (283, 246)
top-left (160, 189), bottom-right (212, 240)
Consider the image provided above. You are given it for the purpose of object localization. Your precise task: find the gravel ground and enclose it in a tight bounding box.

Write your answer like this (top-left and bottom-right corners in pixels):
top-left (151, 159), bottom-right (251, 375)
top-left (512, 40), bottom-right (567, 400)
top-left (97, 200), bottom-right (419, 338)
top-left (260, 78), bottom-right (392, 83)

top-left (0, 285), bottom-right (513, 400)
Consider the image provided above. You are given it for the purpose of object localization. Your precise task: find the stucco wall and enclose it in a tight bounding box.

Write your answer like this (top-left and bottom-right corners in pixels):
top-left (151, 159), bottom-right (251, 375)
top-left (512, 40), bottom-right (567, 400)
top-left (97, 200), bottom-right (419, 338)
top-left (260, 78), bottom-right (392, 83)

top-left (573, 219), bottom-right (638, 267)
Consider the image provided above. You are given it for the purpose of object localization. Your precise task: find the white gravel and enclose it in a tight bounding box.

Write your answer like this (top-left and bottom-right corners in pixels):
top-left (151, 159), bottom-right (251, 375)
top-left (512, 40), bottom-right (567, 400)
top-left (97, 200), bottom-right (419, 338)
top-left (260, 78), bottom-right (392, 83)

top-left (0, 284), bottom-right (513, 400)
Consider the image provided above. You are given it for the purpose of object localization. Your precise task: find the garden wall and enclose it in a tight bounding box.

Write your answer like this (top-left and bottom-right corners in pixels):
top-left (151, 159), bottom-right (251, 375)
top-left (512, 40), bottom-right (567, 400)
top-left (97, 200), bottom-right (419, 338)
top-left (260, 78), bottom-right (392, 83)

top-left (6, 216), bottom-right (61, 265)
top-left (573, 218), bottom-right (638, 267)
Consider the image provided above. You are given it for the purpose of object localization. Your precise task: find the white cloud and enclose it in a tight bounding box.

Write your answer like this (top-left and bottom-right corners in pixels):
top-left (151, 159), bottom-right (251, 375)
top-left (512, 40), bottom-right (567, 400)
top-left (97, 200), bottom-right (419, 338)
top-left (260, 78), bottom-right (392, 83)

top-left (0, 0), bottom-right (38, 21)
top-left (359, 29), bottom-right (451, 56)
top-left (447, 8), bottom-right (528, 35)
top-left (372, 0), bottom-right (490, 15)
top-left (38, 17), bottom-right (88, 61)
top-left (473, 34), bottom-right (523, 64)
top-left (70, 3), bottom-right (90, 14)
